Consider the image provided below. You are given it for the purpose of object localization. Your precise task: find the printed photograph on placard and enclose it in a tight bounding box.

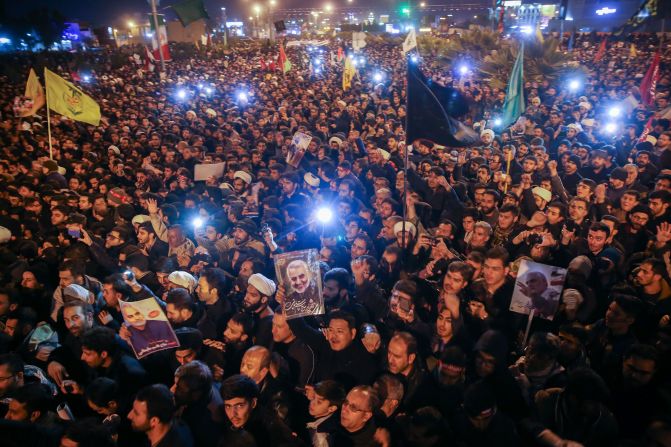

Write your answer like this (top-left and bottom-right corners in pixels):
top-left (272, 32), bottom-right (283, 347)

top-left (120, 298), bottom-right (179, 359)
top-left (510, 259), bottom-right (567, 321)
top-left (286, 131), bottom-right (312, 167)
top-left (274, 248), bottom-right (324, 320)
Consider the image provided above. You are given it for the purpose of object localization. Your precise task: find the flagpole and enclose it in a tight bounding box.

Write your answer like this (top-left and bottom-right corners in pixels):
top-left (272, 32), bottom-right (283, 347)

top-left (660, 18), bottom-right (666, 50)
top-left (150, 0), bottom-right (166, 73)
top-left (504, 150), bottom-right (512, 193)
top-left (44, 69), bottom-right (53, 160)
top-left (402, 60), bottom-right (411, 255)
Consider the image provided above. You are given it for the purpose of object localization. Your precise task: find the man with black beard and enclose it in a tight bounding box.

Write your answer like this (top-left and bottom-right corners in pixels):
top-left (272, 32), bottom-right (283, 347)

top-left (207, 312), bottom-right (256, 381)
top-left (18, 265), bottom-right (53, 322)
top-left (172, 360), bottom-right (224, 447)
top-left (615, 205), bottom-right (653, 256)
top-left (242, 273), bottom-right (276, 348)
top-left (606, 343), bottom-right (660, 440)
top-left (479, 190), bottom-right (500, 228)
top-left (433, 346), bottom-right (468, 422)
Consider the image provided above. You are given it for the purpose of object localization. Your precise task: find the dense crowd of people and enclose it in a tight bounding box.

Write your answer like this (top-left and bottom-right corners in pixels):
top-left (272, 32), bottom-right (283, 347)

top-left (0, 30), bottom-right (670, 447)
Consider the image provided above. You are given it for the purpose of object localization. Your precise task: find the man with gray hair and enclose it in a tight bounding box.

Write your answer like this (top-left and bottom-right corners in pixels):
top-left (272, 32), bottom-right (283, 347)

top-left (285, 259), bottom-right (323, 316)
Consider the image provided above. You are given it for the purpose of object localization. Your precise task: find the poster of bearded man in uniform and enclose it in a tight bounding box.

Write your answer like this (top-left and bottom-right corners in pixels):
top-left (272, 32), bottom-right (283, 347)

top-left (274, 249), bottom-right (324, 319)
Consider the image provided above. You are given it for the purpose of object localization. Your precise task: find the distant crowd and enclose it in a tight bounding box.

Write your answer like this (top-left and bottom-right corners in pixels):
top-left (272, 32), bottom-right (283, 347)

top-left (0, 31), bottom-right (669, 447)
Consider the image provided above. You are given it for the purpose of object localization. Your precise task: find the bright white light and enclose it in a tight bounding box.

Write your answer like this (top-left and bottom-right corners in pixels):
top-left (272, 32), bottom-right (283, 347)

top-left (197, 83), bottom-right (204, 89)
top-left (351, 59), bottom-right (358, 67)
top-left (358, 57), bottom-right (365, 65)
top-left (459, 65), bottom-right (469, 75)
top-left (596, 7), bottom-right (616, 15)
top-left (605, 122), bottom-right (617, 133)
top-left (373, 72), bottom-right (383, 82)
top-left (410, 54), bottom-right (419, 63)
top-left (205, 87), bottom-right (213, 95)
top-left (193, 217), bottom-right (204, 228)
top-left (177, 89), bottom-right (187, 100)
top-left (494, 118), bottom-right (502, 126)
top-left (82, 75), bottom-right (91, 82)
top-left (608, 106), bottom-right (621, 118)
top-left (316, 207), bottom-right (334, 223)
top-left (568, 79), bottom-right (581, 92)
top-left (0, 37), bottom-right (11, 44)
top-left (315, 67), bottom-right (321, 74)
top-left (237, 91), bottom-right (248, 102)
top-left (521, 26), bottom-right (533, 35)
top-left (314, 59), bottom-right (321, 66)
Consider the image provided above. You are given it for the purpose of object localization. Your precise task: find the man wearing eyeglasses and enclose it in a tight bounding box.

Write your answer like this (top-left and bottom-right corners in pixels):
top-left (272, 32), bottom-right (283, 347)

top-left (335, 385), bottom-right (379, 446)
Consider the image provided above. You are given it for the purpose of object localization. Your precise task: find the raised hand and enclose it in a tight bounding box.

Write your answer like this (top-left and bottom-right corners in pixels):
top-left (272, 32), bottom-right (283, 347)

top-left (79, 228), bottom-right (93, 247)
top-left (594, 183), bottom-right (607, 202)
top-left (275, 284), bottom-right (286, 307)
top-left (656, 222), bottom-right (671, 245)
top-left (547, 160), bottom-right (558, 177)
top-left (146, 198), bottom-right (159, 215)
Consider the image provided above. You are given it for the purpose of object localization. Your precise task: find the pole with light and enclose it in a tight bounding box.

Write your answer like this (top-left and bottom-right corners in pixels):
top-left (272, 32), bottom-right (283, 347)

top-left (269, 0), bottom-right (276, 43)
top-left (253, 4), bottom-right (261, 38)
top-left (221, 7), bottom-right (229, 47)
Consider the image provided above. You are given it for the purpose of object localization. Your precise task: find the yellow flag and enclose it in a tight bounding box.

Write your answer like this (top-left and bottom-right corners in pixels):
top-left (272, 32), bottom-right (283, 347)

top-left (44, 67), bottom-right (100, 126)
top-left (20, 68), bottom-right (45, 117)
top-left (342, 56), bottom-right (355, 91)
top-left (630, 43), bottom-right (637, 58)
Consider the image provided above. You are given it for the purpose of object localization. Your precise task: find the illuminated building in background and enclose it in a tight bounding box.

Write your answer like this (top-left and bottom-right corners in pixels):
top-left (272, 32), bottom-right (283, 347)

top-left (495, 0), bottom-right (645, 33)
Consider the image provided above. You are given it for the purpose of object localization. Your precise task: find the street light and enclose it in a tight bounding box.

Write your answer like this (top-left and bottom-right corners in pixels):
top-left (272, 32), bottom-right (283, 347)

top-left (324, 3), bottom-right (333, 12)
top-left (268, 0), bottom-right (276, 42)
top-left (128, 21), bottom-right (135, 28)
top-left (420, 2), bottom-right (426, 7)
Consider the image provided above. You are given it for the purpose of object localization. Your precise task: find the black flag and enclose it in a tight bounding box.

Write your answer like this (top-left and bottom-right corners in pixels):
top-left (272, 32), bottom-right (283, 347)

top-left (406, 62), bottom-right (478, 147)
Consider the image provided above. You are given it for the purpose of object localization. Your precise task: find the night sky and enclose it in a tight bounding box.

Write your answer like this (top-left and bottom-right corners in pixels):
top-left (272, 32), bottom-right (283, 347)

top-left (11, 0), bottom-right (416, 26)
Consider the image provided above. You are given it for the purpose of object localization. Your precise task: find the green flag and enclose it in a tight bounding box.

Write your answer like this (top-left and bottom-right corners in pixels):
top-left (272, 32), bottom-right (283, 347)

top-left (501, 43), bottom-right (525, 129)
top-left (172, 0), bottom-right (210, 27)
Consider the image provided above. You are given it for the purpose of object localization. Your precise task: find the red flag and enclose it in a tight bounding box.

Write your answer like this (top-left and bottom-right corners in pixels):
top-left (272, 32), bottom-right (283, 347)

top-left (638, 116), bottom-right (655, 143)
top-left (278, 43), bottom-right (291, 73)
top-left (260, 58), bottom-right (267, 71)
top-left (150, 17), bottom-right (172, 62)
top-left (70, 71), bottom-right (81, 82)
top-left (640, 51), bottom-right (660, 107)
top-left (593, 37), bottom-right (607, 62)
top-left (337, 47), bottom-right (344, 62)
top-left (497, 8), bottom-right (505, 33)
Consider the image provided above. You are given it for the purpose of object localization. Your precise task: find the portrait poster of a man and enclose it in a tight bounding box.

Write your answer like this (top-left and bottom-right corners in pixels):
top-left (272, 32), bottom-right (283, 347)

top-left (510, 260), bottom-right (567, 321)
top-left (274, 248), bottom-right (324, 319)
top-left (119, 298), bottom-right (179, 358)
